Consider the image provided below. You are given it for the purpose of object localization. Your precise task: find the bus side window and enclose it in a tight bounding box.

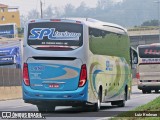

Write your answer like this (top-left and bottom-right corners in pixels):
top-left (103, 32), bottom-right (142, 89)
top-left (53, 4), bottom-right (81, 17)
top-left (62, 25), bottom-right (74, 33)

top-left (89, 27), bottom-right (108, 55)
top-left (90, 28), bottom-right (107, 37)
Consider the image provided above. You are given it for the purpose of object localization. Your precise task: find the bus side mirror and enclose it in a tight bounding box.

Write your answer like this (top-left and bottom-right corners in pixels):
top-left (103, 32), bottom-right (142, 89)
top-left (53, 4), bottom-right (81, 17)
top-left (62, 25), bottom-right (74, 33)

top-left (131, 56), bottom-right (138, 69)
top-left (130, 47), bottom-right (138, 69)
top-left (133, 57), bottom-right (138, 64)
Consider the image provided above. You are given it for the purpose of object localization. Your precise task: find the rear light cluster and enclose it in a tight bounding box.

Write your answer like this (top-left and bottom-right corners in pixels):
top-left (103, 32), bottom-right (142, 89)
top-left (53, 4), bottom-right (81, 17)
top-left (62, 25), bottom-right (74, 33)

top-left (30, 20), bottom-right (35, 22)
top-left (136, 73), bottom-right (140, 79)
top-left (23, 63), bottom-right (30, 86)
top-left (50, 19), bottom-right (81, 24)
top-left (23, 63), bottom-right (87, 87)
top-left (50, 19), bottom-right (61, 22)
top-left (79, 64), bottom-right (87, 87)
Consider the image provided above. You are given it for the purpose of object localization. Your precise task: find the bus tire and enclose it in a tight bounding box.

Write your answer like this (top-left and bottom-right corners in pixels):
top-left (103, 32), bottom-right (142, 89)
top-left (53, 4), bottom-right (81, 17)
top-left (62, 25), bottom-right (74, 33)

top-left (37, 105), bottom-right (55, 113)
top-left (117, 91), bottom-right (126, 107)
top-left (147, 90), bottom-right (151, 94)
top-left (142, 90), bottom-right (146, 94)
top-left (93, 88), bottom-right (102, 112)
top-left (155, 90), bottom-right (159, 93)
top-left (93, 99), bottom-right (100, 112)
top-left (117, 100), bottom-right (125, 107)
top-left (111, 100), bottom-right (125, 107)
top-left (111, 90), bottom-right (126, 107)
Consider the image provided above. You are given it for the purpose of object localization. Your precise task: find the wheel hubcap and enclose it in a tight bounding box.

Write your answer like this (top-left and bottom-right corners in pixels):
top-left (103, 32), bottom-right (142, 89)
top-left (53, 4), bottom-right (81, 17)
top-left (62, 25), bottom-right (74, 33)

top-left (97, 99), bottom-right (100, 109)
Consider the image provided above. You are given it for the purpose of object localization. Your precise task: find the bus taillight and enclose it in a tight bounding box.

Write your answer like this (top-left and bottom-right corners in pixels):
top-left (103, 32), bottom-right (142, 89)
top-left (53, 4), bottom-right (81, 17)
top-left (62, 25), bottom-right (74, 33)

top-left (23, 63), bottom-right (30, 86)
top-left (50, 19), bottom-right (61, 22)
top-left (136, 73), bottom-right (140, 79)
top-left (79, 64), bottom-right (87, 87)
top-left (76, 21), bottom-right (81, 24)
top-left (30, 20), bottom-right (35, 23)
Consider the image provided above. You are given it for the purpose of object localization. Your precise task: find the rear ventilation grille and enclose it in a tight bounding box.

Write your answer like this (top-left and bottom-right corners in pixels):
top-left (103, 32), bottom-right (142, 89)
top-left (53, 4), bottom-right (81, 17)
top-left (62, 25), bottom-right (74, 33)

top-left (32, 57), bottom-right (77, 61)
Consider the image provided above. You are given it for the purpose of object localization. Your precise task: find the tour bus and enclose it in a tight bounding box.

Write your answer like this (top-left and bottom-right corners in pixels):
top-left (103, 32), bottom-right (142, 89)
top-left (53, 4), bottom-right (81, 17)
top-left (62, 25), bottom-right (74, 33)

top-left (23, 18), bottom-right (137, 112)
top-left (137, 43), bottom-right (160, 94)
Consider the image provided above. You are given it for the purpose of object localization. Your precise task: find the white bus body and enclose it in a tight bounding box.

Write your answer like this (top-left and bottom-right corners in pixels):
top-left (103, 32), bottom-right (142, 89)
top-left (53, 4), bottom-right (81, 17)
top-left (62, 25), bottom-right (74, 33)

top-left (23, 18), bottom-right (133, 112)
top-left (137, 43), bottom-right (160, 93)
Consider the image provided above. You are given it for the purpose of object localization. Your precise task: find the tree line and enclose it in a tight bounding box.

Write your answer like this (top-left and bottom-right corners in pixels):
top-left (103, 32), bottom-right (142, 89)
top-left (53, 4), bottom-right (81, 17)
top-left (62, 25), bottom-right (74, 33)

top-left (20, 0), bottom-right (159, 28)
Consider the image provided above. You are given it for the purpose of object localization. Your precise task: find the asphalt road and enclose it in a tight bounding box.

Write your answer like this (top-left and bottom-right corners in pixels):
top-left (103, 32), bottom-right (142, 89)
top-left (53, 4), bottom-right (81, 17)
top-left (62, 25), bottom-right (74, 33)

top-left (0, 86), bottom-right (159, 120)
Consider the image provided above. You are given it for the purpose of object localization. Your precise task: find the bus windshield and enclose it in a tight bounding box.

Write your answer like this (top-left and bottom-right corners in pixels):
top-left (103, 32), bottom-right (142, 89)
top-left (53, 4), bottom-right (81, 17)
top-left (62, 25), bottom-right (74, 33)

top-left (138, 46), bottom-right (160, 58)
top-left (27, 22), bottom-right (83, 51)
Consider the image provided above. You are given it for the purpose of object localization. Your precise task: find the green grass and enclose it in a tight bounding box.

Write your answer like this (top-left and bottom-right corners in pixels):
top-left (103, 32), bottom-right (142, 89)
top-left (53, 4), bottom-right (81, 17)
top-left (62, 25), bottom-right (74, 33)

top-left (110, 96), bottom-right (160, 120)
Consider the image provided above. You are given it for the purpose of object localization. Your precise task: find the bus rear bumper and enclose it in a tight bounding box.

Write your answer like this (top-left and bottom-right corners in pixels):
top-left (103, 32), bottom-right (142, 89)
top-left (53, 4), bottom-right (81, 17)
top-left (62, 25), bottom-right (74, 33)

top-left (138, 82), bottom-right (160, 90)
top-left (22, 82), bottom-right (88, 106)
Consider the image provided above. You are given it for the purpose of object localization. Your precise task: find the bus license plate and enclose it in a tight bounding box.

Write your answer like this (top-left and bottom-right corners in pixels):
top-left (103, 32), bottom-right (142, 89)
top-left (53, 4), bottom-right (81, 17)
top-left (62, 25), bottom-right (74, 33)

top-left (49, 84), bottom-right (59, 88)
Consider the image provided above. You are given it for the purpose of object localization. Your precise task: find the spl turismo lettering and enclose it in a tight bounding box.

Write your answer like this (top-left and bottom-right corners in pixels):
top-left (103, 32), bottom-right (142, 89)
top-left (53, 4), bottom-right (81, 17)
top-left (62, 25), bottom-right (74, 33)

top-left (28, 28), bottom-right (81, 40)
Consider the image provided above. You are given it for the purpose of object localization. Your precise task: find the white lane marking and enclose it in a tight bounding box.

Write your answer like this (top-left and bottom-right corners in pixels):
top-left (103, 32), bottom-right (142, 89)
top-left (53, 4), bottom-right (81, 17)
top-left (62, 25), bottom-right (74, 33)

top-left (96, 117), bottom-right (112, 120)
top-left (132, 94), bottom-right (159, 99)
top-left (4, 104), bottom-right (33, 109)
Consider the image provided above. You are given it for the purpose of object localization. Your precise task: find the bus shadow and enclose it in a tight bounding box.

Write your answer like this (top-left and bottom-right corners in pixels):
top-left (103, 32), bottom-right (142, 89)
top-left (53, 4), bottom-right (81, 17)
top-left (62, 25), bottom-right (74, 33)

top-left (132, 92), bottom-right (142, 94)
top-left (43, 105), bottom-right (119, 114)
top-left (54, 105), bottom-right (119, 113)
top-left (41, 105), bottom-right (129, 117)
top-left (132, 91), bottom-right (160, 94)
top-left (100, 105), bottom-right (118, 110)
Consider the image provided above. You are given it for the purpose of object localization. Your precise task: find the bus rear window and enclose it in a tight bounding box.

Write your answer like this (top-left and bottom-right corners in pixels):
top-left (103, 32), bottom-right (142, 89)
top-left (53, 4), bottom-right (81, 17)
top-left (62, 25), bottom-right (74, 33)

top-left (138, 46), bottom-right (160, 58)
top-left (27, 22), bottom-right (83, 51)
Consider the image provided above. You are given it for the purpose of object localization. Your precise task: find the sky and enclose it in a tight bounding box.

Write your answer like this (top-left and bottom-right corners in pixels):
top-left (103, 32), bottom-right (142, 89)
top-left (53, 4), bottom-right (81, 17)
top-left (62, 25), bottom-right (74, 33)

top-left (0, 0), bottom-right (123, 15)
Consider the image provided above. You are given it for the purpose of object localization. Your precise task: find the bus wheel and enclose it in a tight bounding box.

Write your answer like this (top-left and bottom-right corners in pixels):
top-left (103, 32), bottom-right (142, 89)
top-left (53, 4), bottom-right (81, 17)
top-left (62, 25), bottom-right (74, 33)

top-left (111, 100), bottom-right (125, 107)
top-left (37, 105), bottom-right (55, 113)
top-left (93, 89), bottom-right (102, 112)
top-left (147, 90), bottom-right (151, 93)
top-left (155, 90), bottom-right (159, 93)
top-left (111, 90), bottom-right (126, 107)
top-left (118, 100), bottom-right (125, 107)
top-left (93, 99), bottom-right (100, 112)
top-left (118, 91), bottom-right (126, 107)
top-left (142, 90), bottom-right (146, 94)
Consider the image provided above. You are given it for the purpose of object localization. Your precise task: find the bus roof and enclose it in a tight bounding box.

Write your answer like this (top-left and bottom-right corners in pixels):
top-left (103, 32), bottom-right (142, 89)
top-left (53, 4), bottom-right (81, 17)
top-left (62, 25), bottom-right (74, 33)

top-left (64, 18), bottom-right (127, 32)
top-left (138, 43), bottom-right (160, 47)
top-left (28, 18), bottom-right (127, 33)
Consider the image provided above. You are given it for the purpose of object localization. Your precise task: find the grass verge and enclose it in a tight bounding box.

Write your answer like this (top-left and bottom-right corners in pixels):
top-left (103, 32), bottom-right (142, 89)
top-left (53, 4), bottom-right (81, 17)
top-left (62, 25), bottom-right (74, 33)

top-left (111, 96), bottom-right (160, 120)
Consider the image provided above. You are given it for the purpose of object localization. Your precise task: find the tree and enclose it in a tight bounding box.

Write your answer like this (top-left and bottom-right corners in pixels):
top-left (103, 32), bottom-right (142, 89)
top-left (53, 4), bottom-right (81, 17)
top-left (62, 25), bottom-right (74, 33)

top-left (24, 0), bottom-right (159, 27)
top-left (43, 5), bottom-right (55, 19)
top-left (20, 15), bottom-right (28, 28)
top-left (75, 2), bottom-right (88, 17)
top-left (63, 4), bottom-right (75, 17)
top-left (54, 7), bottom-right (61, 17)
top-left (141, 20), bottom-right (159, 26)
top-left (96, 0), bottom-right (114, 10)
top-left (27, 9), bottom-right (40, 20)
